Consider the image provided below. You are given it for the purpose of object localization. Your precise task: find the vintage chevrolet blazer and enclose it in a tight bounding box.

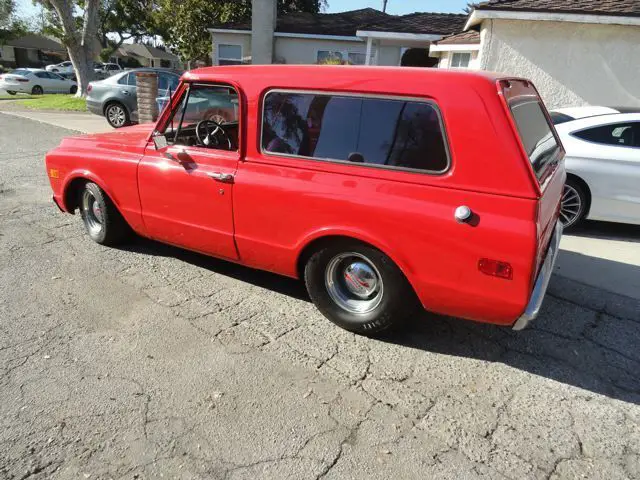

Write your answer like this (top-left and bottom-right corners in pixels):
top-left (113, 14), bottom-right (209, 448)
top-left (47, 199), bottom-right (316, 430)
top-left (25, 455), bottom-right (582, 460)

top-left (45, 65), bottom-right (565, 335)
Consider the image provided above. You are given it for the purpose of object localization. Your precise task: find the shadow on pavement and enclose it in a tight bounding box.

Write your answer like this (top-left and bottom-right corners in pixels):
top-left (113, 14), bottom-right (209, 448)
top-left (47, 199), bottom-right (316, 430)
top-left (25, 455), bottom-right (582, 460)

top-left (568, 219), bottom-right (640, 243)
top-left (120, 236), bottom-right (640, 406)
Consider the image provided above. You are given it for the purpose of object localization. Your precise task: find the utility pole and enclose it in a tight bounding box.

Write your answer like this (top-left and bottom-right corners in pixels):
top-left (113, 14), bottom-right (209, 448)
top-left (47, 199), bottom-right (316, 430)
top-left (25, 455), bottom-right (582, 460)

top-left (382, 0), bottom-right (388, 12)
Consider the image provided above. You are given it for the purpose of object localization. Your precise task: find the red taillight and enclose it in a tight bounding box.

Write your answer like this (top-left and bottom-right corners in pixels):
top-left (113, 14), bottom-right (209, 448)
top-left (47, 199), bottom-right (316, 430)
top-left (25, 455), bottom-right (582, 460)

top-left (478, 259), bottom-right (513, 280)
top-left (87, 84), bottom-right (92, 93)
top-left (17, 78), bottom-right (29, 83)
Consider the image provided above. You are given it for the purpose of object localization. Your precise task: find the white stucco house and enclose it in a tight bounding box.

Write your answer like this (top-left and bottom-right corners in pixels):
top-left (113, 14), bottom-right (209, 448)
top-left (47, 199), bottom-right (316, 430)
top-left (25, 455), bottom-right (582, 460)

top-left (433, 0), bottom-right (640, 108)
top-left (208, 8), bottom-right (467, 68)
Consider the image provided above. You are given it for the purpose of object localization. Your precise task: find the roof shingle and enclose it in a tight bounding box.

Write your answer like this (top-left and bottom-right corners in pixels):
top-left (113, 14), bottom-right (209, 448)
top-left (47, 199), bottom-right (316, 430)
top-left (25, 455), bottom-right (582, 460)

top-left (436, 30), bottom-right (481, 45)
top-left (476, 0), bottom-right (640, 18)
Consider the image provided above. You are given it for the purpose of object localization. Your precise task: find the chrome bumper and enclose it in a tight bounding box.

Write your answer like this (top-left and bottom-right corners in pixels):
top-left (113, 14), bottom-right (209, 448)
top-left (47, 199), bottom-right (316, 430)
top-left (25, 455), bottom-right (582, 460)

top-left (512, 220), bottom-right (563, 330)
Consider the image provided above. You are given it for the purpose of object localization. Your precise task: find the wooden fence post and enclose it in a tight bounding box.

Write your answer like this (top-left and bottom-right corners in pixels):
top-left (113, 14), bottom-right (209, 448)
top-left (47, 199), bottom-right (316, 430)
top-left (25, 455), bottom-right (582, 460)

top-left (135, 71), bottom-right (159, 124)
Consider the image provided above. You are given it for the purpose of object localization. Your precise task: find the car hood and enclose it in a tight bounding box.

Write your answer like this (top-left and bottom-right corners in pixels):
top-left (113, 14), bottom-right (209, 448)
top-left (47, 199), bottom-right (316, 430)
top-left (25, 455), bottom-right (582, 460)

top-left (61, 123), bottom-right (154, 152)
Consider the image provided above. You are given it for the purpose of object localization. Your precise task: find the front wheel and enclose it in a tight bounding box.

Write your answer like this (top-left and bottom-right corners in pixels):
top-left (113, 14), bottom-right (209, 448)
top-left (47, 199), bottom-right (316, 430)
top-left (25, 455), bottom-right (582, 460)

top-left (78, 182), bottom-right (129, 246)
top-left (304, 241), bottom-right (419, 335)
top-left (70, 85), bottom-right (78, 94)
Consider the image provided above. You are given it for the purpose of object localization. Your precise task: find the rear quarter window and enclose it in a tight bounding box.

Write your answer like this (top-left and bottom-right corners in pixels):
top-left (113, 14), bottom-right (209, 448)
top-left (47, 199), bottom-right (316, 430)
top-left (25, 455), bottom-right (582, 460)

top-left (508, 98), bottom-right (562, 182)
top-left (261, 91), bottom-right (449, 174)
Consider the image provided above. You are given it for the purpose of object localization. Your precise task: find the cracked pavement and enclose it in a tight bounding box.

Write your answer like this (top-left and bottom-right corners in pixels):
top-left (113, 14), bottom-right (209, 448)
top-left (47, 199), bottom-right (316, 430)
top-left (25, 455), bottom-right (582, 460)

top-left (1, 113), bottom-right (640, 479)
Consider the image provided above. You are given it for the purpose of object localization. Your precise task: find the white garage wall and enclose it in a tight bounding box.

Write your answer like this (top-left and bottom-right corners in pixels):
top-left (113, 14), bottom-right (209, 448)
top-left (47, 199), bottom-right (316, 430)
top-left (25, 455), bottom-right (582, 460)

top-left (479, 19), bottom-right (640, 108)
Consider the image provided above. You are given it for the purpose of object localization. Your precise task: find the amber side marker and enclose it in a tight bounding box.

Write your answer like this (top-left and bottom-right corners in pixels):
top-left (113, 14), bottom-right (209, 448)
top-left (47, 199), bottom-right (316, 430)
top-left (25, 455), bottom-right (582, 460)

top-left (49, 169), bottom-right (59, 179)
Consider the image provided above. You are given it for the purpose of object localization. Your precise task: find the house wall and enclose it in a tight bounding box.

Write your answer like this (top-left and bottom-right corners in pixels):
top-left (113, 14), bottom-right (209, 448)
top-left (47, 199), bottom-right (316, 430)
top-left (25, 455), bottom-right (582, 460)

top-left (479, 19), bottom-right (640, 108)
top-left (211, 32), bottom-right (252, 64)
top-left (436, 50), bottom-right (480, 69)
top-left (274, 36), bottom-right (401, 65)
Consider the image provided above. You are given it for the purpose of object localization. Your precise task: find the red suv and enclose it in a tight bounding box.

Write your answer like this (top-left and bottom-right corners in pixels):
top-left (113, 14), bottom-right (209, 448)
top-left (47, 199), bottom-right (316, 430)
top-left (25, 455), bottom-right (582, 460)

top-left (45, 65), bottom-right (565, 335)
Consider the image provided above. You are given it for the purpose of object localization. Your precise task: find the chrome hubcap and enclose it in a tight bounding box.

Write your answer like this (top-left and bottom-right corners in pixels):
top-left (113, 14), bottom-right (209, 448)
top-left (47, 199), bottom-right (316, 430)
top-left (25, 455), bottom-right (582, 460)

top-left (82, 190), bottom-right (103, 235)
top-left (325, 253), bottom-right (383, 315)
top-left (560, 184), bottom-right (582, 227)
top-left (107, 106), bottom-right (125, 126)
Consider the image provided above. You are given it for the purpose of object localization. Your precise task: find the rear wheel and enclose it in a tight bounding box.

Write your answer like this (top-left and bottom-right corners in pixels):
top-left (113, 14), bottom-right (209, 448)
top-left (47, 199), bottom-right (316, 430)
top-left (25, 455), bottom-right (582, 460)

top-left (78, 182), bottom-right (129, 246)
top-left (6, 91), bottom-right (16, 95)
top-left (105, 102), bottom-right (130, 128)
top-left (31, 85), bottom-right (43, 95)
top-left (304, 240), bottom-right (419, 335)
top-left (560, 179), bottom-right (588, 229)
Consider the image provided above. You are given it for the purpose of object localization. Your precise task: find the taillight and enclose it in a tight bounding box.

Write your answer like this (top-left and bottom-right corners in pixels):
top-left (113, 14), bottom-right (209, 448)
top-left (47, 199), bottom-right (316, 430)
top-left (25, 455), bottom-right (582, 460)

top-left (87, 84), bottom-right (92, 93)
top-left (17, 78), bottom-right (29, 83)
top-left (478, 259), bottom-right (513, 280)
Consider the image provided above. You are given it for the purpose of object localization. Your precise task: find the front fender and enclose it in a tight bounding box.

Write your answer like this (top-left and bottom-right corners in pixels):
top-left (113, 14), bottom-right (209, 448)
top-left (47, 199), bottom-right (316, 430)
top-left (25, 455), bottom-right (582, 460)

top-left (61, 169), bottom-right (122, 212)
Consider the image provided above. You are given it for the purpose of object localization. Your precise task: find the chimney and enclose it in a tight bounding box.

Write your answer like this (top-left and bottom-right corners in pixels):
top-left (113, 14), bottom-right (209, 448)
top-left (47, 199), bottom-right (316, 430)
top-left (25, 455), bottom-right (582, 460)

top-left (251, 0), bottom-right (276, 64)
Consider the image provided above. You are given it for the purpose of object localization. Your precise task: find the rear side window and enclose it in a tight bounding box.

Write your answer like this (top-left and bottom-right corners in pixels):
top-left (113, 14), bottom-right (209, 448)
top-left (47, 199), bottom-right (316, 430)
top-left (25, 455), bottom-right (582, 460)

top-left (262, 91), bottom-right (449, 173)
top-left (508, 99), bottom-right (562, 182)
top-left (573, 122), bottom-right (639, 148)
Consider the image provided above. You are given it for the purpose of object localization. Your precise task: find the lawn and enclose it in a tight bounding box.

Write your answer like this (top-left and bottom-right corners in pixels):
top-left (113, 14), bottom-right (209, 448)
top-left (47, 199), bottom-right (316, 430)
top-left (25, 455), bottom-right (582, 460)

top-left (7, 94), bottom-right (87, 111)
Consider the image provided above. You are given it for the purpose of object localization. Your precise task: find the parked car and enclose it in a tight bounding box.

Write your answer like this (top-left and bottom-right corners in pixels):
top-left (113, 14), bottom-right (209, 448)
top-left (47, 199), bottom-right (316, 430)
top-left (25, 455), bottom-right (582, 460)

top-left (96, 63), bottom-right (122, 76)
top-left (45, 66), bottom-right (565, 335)
top-left (46, 61), bottom-right (74, 74)
top-left (86, 68), bottom-right (180, 128)
top-left (550, 106), bottom-right (640, 228)
top-left (0, 68), bottom-right (78, 95)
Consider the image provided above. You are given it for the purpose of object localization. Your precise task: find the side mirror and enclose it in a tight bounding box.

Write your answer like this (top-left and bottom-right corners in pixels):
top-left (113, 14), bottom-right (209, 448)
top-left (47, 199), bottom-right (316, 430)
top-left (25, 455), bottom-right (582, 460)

top-left (153, 134), bottom-right (168, 151)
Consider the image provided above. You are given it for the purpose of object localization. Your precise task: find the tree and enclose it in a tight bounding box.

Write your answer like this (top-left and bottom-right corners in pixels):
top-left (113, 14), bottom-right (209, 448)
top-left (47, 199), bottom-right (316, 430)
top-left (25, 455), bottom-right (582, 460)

top-left (38, 0), bottom-right (100, 96)
top-left (156, 0), bottom-right (326, 65)
top-left (0, 0), bottom-right (26, 45)
top-left (98, 0), bottom-right (155, 61)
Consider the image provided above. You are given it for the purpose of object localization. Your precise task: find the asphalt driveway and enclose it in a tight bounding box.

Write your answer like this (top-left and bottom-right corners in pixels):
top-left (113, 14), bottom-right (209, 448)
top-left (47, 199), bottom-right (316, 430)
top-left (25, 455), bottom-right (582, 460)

top-left (1, 113), bottom-right (639, 479)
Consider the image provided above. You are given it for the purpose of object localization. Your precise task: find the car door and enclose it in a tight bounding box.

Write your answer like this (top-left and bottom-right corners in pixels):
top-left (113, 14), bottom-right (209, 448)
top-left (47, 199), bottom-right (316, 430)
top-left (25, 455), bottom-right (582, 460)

top-left (570, 120), bottom-right (640, 223)
top-left (137, 82), bottom-right (241, 259)
top-left (116, 73), bottom-right (138, 117)
top-left (33, 71), bottom-right (55, 93)
top-left (50, 72), bottom-right (69, 93)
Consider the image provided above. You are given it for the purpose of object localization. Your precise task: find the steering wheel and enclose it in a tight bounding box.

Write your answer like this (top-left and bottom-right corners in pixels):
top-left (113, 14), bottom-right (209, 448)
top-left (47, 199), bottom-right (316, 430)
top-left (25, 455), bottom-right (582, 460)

top-left (195, 119), bottom-right (232, 150)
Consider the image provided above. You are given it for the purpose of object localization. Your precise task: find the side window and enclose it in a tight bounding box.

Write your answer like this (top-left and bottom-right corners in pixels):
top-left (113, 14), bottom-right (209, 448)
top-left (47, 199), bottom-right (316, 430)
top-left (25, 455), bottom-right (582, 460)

top-left (161, 84), bottom-right (239, 151)
top-left (262, 92), bottom-right (449, 173)
top-left (117, 73), bottom-right (130, 85)
top-left (573, 122), bottom-right (639, 148)
top-left (35, 71), bottom-right (48, 79)
top-left (158, 74), bottom-right (179, 92)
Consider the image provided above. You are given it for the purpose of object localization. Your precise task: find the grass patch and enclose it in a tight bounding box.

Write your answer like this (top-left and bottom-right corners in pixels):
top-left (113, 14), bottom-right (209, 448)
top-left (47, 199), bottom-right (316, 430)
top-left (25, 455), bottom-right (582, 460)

top-left (15, 94), bottom-right (87, 111)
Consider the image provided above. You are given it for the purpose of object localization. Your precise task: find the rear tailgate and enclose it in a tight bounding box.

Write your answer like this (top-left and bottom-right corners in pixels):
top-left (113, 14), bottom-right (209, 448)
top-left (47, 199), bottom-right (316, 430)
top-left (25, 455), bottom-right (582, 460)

top-left (499, 79), bottom-right (565, 277)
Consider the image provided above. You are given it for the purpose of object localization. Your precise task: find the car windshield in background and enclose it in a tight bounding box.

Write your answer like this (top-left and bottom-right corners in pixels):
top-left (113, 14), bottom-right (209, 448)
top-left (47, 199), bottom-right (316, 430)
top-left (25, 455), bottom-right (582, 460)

top-left (509, 99), bottom-right (562, 182)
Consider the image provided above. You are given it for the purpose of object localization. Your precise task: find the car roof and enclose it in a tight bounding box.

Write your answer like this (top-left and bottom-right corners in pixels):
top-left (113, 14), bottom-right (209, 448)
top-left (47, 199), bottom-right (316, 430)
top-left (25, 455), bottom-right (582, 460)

top-left (184, 65), bottom-right (516, 90)
top-left (551, 106), bottom-right (620, 119)
top-left (555, 112), bottom-right (640, 135)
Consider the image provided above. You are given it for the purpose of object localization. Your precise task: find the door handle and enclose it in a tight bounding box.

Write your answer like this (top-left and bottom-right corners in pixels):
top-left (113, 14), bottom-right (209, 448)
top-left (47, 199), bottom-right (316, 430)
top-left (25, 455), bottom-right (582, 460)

top-left (122, 89), bottom-right (130, 95)
top-left (207, 172), bottom-right (235, 184)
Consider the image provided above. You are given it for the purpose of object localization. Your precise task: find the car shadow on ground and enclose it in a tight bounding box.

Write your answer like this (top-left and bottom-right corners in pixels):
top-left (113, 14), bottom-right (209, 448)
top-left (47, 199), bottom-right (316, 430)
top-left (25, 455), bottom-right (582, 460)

top-left (120, 236), bottom-right (640, 406)
top-left (568, 219), bottom-right (640, 242)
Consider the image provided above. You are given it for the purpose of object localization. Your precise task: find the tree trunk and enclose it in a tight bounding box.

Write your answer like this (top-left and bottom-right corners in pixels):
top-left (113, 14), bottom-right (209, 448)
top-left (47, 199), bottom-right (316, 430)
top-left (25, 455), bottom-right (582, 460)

top-left (47, 0), bottom-right (99, 97)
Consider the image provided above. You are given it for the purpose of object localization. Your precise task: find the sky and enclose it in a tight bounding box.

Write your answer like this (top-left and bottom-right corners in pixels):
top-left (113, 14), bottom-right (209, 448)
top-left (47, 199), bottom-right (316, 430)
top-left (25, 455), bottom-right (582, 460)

top-left (326, 0), bottom-right (471, 14)
top-left (15, 0), bottom-right (471, 19)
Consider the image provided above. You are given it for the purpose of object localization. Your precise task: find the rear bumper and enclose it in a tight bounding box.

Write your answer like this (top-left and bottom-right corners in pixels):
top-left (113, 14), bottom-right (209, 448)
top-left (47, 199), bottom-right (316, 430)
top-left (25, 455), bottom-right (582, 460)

top-left (0, 81), bottom-right (29, 93)
top-left (512, 220), bottom-right (563, 330)
top-left (86, 98), bottom-right (103, 116)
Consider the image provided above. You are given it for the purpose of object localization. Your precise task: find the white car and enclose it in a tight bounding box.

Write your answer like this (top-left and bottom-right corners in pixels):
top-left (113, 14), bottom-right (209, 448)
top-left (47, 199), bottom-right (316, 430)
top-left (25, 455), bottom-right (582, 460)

top-left (46, 61), bottom-right (74, 74)
top-left (0, 68), bottom-right (78, 95)
top-left (551, 106), bottom-right (640, 228)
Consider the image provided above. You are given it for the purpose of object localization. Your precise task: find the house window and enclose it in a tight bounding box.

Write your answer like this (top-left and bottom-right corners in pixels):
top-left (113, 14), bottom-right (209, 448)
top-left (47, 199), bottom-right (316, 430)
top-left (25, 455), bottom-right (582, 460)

top-left (450, 52), bottom-right (471, 68)
top-left (317, 51), bottom-right (373, 65)
top-left (317, 50), bottom-right (344, 64)
top-left (217, 44), bottom-right (242, 65)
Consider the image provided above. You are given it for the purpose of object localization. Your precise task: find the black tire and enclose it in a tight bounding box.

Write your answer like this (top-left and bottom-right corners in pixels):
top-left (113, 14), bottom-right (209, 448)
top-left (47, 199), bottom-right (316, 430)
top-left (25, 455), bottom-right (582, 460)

top-left (78, 182), bottom-right (129, 246)
top-left (561, 178), bottom-right (588, 230)
top-left (70, 85), bottom-right (78, 94)
top-left (104, 101), bottom-right (130, 128)
top-left (304, 240), bottom-right (419, 335)
top-left (31, 85), bottom-right (43, 95)
top-left (6, 91), bottom-right (16, 95)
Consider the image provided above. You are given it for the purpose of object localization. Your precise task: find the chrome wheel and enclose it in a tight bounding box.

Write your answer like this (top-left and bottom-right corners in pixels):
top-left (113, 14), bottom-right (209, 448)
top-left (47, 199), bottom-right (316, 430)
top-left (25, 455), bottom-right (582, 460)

top-left (325, 252), bottom-right (383, 315)
top-left (106, 104), bottom-right (126, 127)
top-left (560, 184), bottom-right (583, 227)
top-left (81, 189), bottom-right (103, 236)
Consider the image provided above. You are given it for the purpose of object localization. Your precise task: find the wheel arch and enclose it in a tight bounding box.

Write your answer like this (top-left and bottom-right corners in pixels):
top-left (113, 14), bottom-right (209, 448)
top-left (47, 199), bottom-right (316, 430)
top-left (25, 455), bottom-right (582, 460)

top-left (62, 172), bottom-right (122, 214)
top-left (566, 172), bottom-right (592, 218)
top-left (103, 98), bottom-right (130, 115)
top-left (295, 231), bottom-right (418, 295)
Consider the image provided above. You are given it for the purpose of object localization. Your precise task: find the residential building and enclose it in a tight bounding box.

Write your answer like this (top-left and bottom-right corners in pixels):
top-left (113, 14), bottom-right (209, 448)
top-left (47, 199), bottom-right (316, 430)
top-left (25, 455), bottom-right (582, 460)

top-left (0, 34), bottom-right (66, 69)
top-left (429, 30), bottom-right (481, 69)
top-left (113, 43), bottom-right (182, 70)
top-left (208, 8), bottom-right (467, 67)
top-left (464, 0), bottom-right (640, 108)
